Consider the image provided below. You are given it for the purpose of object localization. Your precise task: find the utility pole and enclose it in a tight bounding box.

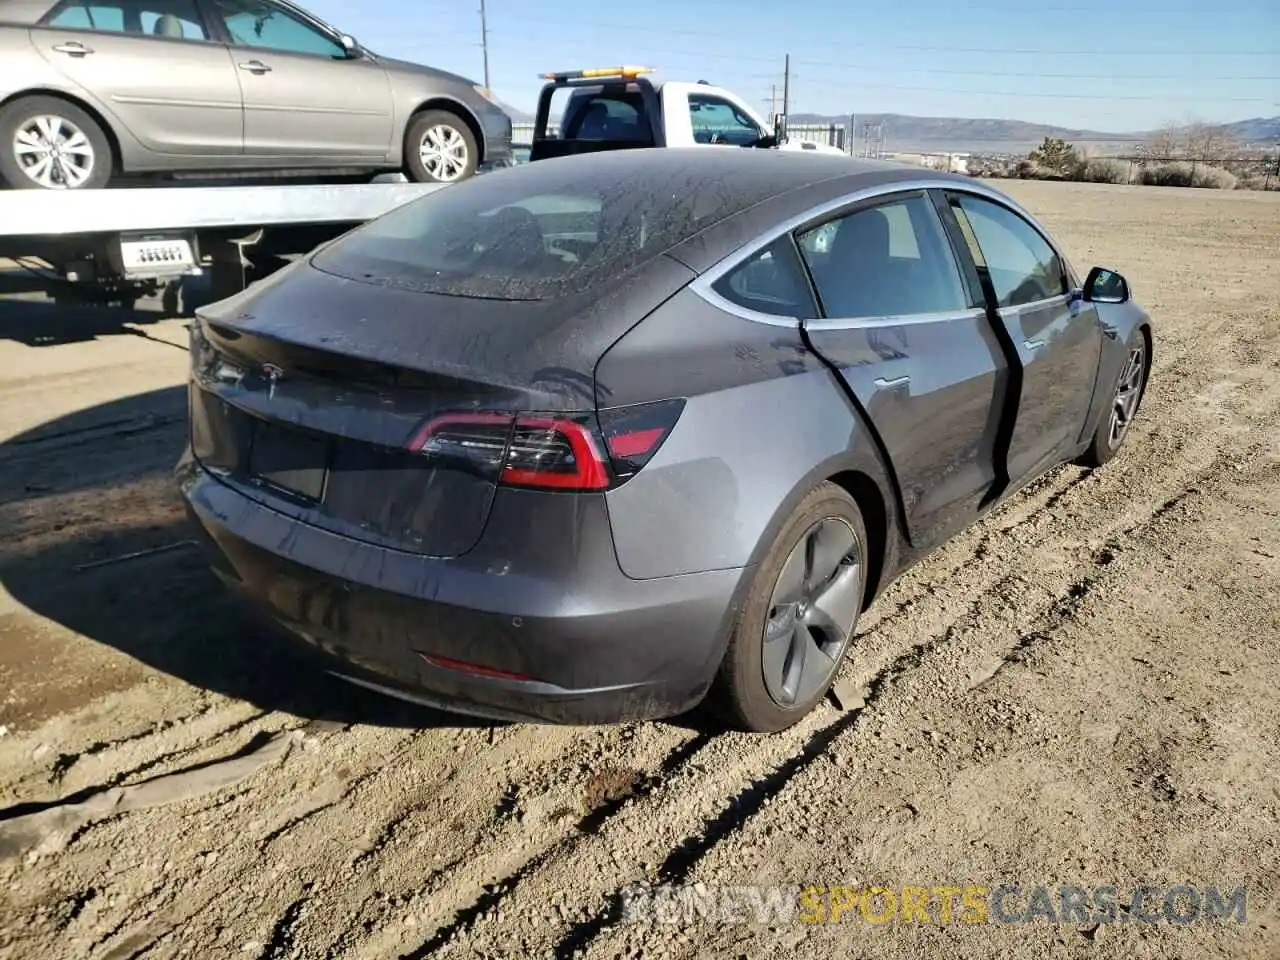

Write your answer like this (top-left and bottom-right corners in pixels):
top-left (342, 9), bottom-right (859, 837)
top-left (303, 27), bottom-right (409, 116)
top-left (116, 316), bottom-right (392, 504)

top-left (780, 54), bottom-right (790, 139)
top-left (479, 0), bottom-right (490, 90)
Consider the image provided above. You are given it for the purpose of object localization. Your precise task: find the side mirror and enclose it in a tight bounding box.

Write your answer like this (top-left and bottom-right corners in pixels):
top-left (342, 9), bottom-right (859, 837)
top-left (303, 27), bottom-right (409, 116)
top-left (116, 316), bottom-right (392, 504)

top-left (339, 34), bottom-right (360, 57)
top-left (1083, 265), bottom-right (1130, 304)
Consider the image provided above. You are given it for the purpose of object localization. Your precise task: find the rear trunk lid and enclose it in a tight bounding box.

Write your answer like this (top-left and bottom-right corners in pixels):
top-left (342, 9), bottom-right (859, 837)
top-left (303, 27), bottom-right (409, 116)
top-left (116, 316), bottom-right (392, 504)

top-left (188, 256), bottom-right (692, 557)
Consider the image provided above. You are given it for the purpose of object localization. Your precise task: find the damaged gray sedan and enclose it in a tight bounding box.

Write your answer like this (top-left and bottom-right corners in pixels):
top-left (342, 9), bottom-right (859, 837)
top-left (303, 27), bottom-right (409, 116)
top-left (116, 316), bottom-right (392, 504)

top-left (177, 149), bottom-right (1152, 732)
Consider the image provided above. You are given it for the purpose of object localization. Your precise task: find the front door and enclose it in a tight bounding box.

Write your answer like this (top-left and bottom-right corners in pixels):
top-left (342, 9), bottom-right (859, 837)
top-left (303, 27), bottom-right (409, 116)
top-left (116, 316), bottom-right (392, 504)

top-left (29, 0), bottom-right (243, 156)
top-left (796, 191), bottom-right (1008, 550)
top-left (942, 191), bottom-right (1103, 488)
top-left (205, 0), bottom-right (392, 160)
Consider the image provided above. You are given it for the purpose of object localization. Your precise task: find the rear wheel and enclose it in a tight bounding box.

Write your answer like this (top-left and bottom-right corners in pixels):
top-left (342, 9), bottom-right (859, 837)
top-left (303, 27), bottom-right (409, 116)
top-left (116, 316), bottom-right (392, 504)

top-left (1076, 330), bottom-right (1149, 468)
top-left (0, 95), bottom-right (111, 190)
top-left (403, 109), bottom-right (478, 183)
top-left (712, 482), bottom-right (868, 733)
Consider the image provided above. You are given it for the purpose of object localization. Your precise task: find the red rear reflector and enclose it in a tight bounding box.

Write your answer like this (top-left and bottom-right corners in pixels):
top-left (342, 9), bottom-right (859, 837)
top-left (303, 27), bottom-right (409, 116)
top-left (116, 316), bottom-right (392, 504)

top-left (420, 653), bottom-right (533, 682)
top-left (607, 427), bottom-right (665, 459)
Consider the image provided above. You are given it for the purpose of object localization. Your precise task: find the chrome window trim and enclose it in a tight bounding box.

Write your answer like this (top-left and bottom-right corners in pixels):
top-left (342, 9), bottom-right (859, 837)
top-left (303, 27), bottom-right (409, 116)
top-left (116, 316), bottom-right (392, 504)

top-left (688, 176), bottom-right (1070, 329)
top-left (809, 307), bottom-right (989, 332)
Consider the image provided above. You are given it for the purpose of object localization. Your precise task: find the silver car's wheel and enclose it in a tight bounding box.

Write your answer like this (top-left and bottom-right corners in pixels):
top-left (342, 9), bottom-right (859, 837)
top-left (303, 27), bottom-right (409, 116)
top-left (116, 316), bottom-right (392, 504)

top-left (1107, 342), bottom-right (1146, 450)
top-left (13, 114), bottom-right (97, 189)
top-left (403, 109), bottom-right (479, 184)
top-left (762, 517), bottom-right (862, 707)
top-left (418, 124), bottom-right (469, 182)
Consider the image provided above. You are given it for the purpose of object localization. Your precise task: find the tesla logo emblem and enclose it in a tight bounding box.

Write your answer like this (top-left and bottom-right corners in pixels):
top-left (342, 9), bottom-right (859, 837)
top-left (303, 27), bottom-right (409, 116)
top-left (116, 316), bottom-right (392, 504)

top-left (262, 363), bottom-right (283, 398)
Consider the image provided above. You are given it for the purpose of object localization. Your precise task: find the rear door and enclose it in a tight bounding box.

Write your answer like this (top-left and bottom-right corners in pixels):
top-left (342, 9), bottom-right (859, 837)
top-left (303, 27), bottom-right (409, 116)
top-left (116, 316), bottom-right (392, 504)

top-left (29, 0), bottom-right (243, 156)
top-left (661, 83), bottom-right (769, 147)
top-left (796, 190), bottom-right (1009, 551)
top-left (940, 190), bottom-right (1103, 488)
top-left (203, 0), bottom-right (392, 159)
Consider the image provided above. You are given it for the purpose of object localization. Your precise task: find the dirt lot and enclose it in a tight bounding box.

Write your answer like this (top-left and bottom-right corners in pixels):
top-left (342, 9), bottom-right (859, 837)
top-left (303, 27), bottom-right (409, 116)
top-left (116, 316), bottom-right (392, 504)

top-left (0, 181), bottom-right (1277, 960)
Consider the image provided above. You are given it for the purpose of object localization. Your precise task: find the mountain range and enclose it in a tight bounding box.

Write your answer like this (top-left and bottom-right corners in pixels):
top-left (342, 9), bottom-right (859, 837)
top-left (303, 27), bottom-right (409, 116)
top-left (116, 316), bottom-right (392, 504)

top-left (764, 114), bottom-right (1279, 155)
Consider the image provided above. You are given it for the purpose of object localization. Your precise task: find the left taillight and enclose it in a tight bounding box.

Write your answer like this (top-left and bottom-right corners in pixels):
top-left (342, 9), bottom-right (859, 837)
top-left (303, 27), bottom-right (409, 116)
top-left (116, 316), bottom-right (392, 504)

top-left (407, 412), bottom-right (610, 491)
top-left (406, 400), bottom-right (684, 491)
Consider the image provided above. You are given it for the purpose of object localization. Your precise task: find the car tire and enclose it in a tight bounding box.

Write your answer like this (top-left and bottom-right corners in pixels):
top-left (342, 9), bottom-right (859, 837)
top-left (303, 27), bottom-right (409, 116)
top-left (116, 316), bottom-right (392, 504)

top-left (0, 95), bottom-right (112, 190)
top-left (403, 109), bottom-right (478, 183)
top-left (712, 481), bottom-right (869, 733)
top-left (1075, 329), bottom-right (1150, 468)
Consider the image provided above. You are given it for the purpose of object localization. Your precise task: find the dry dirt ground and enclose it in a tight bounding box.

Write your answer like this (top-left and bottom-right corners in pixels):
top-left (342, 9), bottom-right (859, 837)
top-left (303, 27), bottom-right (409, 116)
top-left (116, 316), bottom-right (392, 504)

top-left (0, 181), bottom-right (1277, 960)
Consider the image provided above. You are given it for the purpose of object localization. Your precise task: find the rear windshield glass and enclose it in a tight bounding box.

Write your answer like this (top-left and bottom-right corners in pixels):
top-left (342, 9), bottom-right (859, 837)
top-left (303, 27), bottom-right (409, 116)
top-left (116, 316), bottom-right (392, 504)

top-left (310, 158), bottom-right (780, 301)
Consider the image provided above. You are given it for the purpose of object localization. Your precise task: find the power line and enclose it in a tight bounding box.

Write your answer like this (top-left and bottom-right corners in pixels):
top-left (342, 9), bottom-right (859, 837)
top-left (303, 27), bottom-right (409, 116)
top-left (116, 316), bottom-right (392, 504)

top-left (771, 64), bottom-right (1279, 82)
top-left (472, 16), bottom-right (1280, 56)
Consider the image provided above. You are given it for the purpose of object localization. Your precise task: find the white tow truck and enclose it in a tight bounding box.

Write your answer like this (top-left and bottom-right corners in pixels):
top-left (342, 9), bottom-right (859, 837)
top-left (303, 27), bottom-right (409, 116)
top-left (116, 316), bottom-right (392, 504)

top-left (529, 66), bottom-right (848, 161)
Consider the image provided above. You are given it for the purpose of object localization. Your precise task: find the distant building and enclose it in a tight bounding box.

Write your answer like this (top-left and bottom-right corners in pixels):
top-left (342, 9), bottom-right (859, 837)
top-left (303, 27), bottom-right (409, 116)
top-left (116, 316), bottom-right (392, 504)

top-left (886, 151), bottom-right (971, 174)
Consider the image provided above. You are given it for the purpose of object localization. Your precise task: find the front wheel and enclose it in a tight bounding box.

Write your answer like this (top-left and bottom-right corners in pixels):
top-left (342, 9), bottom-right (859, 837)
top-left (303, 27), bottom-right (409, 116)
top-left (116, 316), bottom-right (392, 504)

top-left (0, 95), bottom-right (112, 190)
top-left (1076, 330), bottom-right (1149, 468)
top-left (712, 482), bottom-right (869, 733)
top-left (403, 110), bottom-right (478, 183)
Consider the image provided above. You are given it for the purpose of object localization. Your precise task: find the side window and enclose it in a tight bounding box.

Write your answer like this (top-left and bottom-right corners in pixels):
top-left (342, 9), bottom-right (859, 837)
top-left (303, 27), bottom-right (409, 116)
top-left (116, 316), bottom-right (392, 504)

top-left (797, 194), bottom-right (968, 319)
top-left (712, 237), bottom-right (817, 319)
top-left (688, 95), bottom-right (765, 146)
top-left (210, 0), bottom-right (345, 58)
top-left (950, 195), bottom-right (1067, 308)
top-left (43, 0), bottom-right (207, 38)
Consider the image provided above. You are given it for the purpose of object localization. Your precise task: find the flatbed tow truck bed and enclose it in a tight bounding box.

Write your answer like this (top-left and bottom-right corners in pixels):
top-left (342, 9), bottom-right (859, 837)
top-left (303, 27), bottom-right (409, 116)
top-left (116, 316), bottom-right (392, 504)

top-left (0, 180), bottom-right (448, 306)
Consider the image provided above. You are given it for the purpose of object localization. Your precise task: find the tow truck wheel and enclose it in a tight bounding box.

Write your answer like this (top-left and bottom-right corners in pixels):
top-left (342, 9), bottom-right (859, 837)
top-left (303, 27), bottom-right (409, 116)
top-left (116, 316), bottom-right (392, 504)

top-left (0, 95), bottom-right (112, 190)
top-left (404, 110), bottom-right (478, 183)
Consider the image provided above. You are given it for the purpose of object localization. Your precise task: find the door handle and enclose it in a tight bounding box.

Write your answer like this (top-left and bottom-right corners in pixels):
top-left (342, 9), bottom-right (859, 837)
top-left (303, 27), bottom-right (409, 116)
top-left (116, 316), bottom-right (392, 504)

top-left (52, 42), bottom-right (93, 56)
top-left (874, 375), bottom-right (910, 388)
top-left (1024, 338), bottom-right (1045, 350)
top-left (238, 60), bottom-right (272, 73)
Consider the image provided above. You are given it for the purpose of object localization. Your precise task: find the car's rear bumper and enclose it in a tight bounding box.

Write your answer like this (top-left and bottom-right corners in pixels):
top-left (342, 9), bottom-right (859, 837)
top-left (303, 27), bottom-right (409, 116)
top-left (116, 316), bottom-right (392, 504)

top-left (176, 454), bottom-right (747, 725)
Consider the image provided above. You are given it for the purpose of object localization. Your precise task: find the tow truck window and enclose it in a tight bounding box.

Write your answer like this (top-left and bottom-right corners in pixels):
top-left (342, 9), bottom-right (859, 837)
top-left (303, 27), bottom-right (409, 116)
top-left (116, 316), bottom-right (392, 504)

top-left (688, 95), bottom-right (764, 146)
top-left (42, 0), bottom-right (207, 39)
top-left (562, 93), bottom-right (648, 141)
top-left (210, 0), bottom-right (345, 58)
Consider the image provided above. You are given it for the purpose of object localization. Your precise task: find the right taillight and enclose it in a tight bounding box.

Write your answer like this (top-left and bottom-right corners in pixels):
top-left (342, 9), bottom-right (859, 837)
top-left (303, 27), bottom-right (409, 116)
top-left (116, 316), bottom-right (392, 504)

top-left (406, 399), bottom-right (684, 490)
top-left (597, 398), bottom-right (685, 481)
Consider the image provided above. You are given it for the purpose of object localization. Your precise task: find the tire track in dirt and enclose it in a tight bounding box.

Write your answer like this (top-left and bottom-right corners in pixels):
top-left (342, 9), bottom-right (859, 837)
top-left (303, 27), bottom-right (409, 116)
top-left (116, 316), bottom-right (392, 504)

top-left (435, 406), bottom-right (1257, 958)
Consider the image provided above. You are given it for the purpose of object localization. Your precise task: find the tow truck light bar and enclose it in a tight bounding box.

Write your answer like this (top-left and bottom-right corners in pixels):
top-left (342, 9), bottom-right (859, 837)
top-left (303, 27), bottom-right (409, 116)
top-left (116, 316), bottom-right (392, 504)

top-left (542, 66), bottom-right (655, 81)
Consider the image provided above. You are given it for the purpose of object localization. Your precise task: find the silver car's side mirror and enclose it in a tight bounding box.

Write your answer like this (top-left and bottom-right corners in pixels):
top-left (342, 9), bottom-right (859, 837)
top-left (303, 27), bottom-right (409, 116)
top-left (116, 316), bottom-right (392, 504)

top-left (339, 34), bottom-right (360, 57)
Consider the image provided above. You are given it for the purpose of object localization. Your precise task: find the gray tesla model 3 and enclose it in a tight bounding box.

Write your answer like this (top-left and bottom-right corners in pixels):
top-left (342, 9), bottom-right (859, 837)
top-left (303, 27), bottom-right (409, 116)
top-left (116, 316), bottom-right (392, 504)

top-left (177, 148), bottom-right (1153, 732)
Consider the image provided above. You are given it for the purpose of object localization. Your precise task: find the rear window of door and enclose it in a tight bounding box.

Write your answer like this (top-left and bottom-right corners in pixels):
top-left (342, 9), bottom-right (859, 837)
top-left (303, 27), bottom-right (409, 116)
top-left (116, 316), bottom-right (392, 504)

top-left (797, 193), bottom-right (969, 318)
top-left (209, 0), bottom-right (345, 57)
top-left (41, 0), bottom-right (208, 39)
top-left (948, 194), bottom-right (1068, 307)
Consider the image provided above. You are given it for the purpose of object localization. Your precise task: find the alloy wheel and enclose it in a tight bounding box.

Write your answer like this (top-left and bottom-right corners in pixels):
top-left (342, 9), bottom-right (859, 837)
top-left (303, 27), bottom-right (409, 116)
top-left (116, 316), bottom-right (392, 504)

top-left (761, 517), bottom-right (863, 707)
top-left (13, 114), bottom-right (96, 189)
top-left (418, 124), bottom-right (469, 181)
top-left (1108, 342), bottom-right (1146, 449)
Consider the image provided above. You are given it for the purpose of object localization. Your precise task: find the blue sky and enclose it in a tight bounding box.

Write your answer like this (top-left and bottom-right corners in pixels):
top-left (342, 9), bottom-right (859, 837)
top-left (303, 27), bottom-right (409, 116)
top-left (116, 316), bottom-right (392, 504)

top-left (304, 0), bottom-right (1278, 132)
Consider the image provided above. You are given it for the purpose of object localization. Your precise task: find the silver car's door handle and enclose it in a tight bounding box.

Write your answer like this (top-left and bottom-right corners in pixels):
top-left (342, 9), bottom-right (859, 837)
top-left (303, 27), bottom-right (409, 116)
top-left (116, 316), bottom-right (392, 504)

top-left (52, 42), bottom-right (93, 56)
top-left (874, 375), bottom-right (910, 388)
top-left (239, 60), bottom-right (272, 73)
top-left (1024, 338), bottom-right (1045, 350)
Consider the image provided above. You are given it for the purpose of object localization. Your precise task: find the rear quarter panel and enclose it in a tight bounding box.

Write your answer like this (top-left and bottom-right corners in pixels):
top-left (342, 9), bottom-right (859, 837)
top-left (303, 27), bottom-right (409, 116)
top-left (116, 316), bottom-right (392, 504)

top-left (597, 285), bottom-right (901, 584)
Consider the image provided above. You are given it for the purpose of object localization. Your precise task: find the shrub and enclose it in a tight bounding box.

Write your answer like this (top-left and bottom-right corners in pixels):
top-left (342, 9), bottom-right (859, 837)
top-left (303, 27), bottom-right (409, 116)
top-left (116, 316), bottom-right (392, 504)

top-left (1141, 162), bottom-right (1195, 187)
top-left (1081, 158), bottom-right (1129, 184)
top-left (1140, 162), bottom-right (1238, 189)
top-left (1192, 165), bottom-right (1237, 190)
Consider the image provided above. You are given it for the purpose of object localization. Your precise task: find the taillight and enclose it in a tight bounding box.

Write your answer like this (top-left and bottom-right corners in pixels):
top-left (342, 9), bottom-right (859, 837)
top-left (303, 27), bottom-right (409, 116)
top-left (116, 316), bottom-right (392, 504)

top-left (407, 412), bottom-right (610, 491)
top-left (407, 400), bottom-right (684, 490)
top-left (598, 399), bottom-right (685, 480)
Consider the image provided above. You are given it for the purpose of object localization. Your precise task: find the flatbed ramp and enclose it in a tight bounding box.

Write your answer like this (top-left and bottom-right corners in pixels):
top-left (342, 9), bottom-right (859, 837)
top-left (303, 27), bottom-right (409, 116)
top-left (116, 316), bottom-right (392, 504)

top-left (0, 182), bottom-right (448, 237)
